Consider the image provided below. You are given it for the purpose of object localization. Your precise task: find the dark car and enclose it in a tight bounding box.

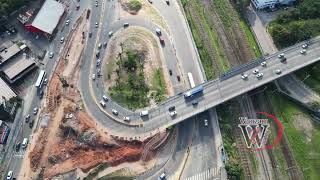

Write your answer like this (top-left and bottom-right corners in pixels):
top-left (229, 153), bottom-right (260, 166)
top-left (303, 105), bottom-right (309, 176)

top-left (89, 32), bottom-right (92, 38)
top-left (192, 101), bottom-right (198, 106)
top-left (15, 142), bottom-right (20, 152)
top-left (177, 75), bottom-right (181, 82)
top-left (169, 69), bottom-right (172, 76)
top-left (168, 106), bottom-right (175, 111)
top-left (39, 90), bottom-right (44, 99)
top-left (25, 114), bottom-right (30, 123)
top-left (29, 119), bottom-right (34, 129)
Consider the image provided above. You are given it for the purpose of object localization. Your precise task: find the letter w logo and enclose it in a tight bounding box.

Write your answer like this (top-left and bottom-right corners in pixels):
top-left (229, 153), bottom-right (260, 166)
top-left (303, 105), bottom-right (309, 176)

top-left (238, 124), bottom-right (270, 149)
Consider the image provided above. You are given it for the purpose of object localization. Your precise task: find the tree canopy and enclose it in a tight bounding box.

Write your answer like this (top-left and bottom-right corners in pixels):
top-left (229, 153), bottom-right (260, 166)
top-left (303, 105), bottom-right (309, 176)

top-left (269, 0), bottom-right (320, 48)
top-left (0, 0), bottom-right (33, 17)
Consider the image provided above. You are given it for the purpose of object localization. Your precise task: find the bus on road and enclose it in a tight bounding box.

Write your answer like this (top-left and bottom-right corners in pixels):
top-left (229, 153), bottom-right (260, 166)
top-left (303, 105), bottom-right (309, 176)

top-left (35, 70), bottom-right (46, 88)
top-left (187, 72), bottom-right (195, 88)
top-left (184, 85), bottom-right (204, 98)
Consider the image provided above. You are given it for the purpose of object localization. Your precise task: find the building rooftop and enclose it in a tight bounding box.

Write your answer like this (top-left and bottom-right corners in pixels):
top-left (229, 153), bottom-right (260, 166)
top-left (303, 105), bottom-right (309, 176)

top-left (3, 57), bottom-right (36, 82)
top-left (0, 78), bottom-right (17, 104)
top-left (0, 44), bottom-right (21, 65)
top-left (31, 0), bottom-right (65, 34)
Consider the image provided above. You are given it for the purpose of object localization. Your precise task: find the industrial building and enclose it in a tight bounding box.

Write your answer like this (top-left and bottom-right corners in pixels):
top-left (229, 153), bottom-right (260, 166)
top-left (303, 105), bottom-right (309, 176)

top-left (24, 0), bottom-right (65, 37)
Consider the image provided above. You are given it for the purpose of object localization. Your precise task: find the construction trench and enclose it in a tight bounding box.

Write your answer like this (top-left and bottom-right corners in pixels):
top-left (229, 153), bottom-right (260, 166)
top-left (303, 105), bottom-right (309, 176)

top-left (18, 10), bottom-right (172, 179)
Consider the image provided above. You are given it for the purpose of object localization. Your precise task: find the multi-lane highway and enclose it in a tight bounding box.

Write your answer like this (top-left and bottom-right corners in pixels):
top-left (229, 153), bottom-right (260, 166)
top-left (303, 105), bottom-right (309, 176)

top-left (81, 34), bottom-right (320, 138)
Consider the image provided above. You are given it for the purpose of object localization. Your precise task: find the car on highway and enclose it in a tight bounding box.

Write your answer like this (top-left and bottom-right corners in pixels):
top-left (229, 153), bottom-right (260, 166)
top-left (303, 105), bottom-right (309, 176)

top-left (302, 44), bottom-right (308, 49)
top-left (22, 138), bottom-right (28, 149)
top-left (177, 75), bottom-right (180, 81)
top-left (108, 31), bottom-right (114, 37)
top-left (159, 173), bottom-right (166, 180)
top-left (100, 100), bottom-right (106, 107)
top-left (94, 2), bottom-right (98, 7)
top-left (166, 0), bottom-right (170, 5)
top-left (97, 68), bottom-right (101, 76)
top-left (96, 51), bottom-right (100, 58)
top-left (49, 52), bottom-right (54, 58)
top-left (103, 41), bottom-right (107, 47)
top-left (96, 59), bottom-right (101, 66)
top-left (44, 78), bottom-right (48, 85)
top-left (92, 73), bottom-right (96, 80)
top-left (112, 109), bottom-right (118, 115)
top-left (102, 95), bottom-right (108, 101)
top-left (300, 49), bottom-right (307, 54)
top-left (123, 23), bottom-right (129, 27)
top-left (252, 69), bottom-right (259, 74)
top-left (123, 116), bottom-right (130, 122)
top-left (277, 53), bottom-right (284, 59)
top-left (159, 36), bottom-right (165, 45)
top-left (15, 142), bottom-right (20, 152)
top-left (25, 114), bottom-right (30, 123)
top-left (256, 72), bottom-right (263, 79)
top-left (98, 43), bottom-right (102, 49)
top-left (169, 69), bottom-right (172, 76)
top-left (7, 171), bottom-right (13, 180)
top-left (148, 0), bottom-right (153, 3)
top-left (60, 37), bottom-right (64, 43)
top-left (33, 107), bottom-right (38, 115)
top-left (204, 119), bottom-right (208, 127)
top-left (169, 111), bottom-right (177, 117)
top-left (241, 74), bottom-right (248, 80)
top-left (29, 119), bottom-right (34, 128)
top-left (95, 22), bottom-right (98, 28)
top-left (261, 61), bottom-right (267, 67)
top-left (76, 4), bottom-right (80, 10)
top-left (192, 100), bottom-right (198, 106)
top-left (168, 106), bottom-right (175, 111)
top-left (89, 32), bottom-right (92, 38)
top-left (39, 90), bottom-right (44, 99)
top-left (140, 110), bottom-right (149, 117)
top-left (275, 69), bottom-right (281, 75)
top-left (66, 19), bottom-right (70, 26)
top-left (156, 28), bottom-right (161, 36)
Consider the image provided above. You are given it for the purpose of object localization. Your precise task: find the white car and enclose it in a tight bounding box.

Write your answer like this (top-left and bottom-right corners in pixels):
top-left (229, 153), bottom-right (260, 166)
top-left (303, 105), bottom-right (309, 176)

top-left (98, 43), bottom-right (102, 49)
top-left (159, 173), bottom-right (166, 180)
top-left (300, 49), bottom-right (307, 54)
top-left (302, 44), bottom-right (308, 49)
top-left (96, 59), bottom-right (101, 66)
top-left (155, 28), bottom-right (161, 36)
top-left (33, 107), bottom-right (38, 115)
top-left (252, 69), bottom-right (259, 74)
top-left (123, 116), bottom-right (130, 122)
top-left (100, 100), bottom-right (106, 107)
top-left (66, 19), bottom-right (70, 26)
top-left (95, 22), bottom-right (98, 28)
top-left (256, 72), bottom-right (263, 79)
top-left (108, 31), bottom-right (113, 37)
top-left (60, 37), bottom-right (64, 43)
top-left (43, 78), bottom-right (48, 85)
top-left (169, 111), bottom-right (177, 117)
top-left (6, 171), bottom-right (13, 180)
top-left (204, 119), bottom-right (208, 127)
top-left (102, 95), bottom-right (108, 101)
top-left (275, 69), bottom-right (281, 75)
top-left (241, 74), bottom-right (248, 80)
top-left (92, 73), bottom-right (96, 80)
top-left (112, 109), bottom-right (118, 115)
top-left (95, 0), bottom-right (98, 6)
top-left (261, 61), bottom-right (267, 67)
top-left (277, 53), bottom-right (284, 58)
top-left (49, 52), bottom-right (54, 58)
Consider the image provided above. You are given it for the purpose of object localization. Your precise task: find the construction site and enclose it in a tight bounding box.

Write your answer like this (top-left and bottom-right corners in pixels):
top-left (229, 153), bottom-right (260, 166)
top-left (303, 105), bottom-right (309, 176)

top-left (17, 9), bottom-right (173, 179)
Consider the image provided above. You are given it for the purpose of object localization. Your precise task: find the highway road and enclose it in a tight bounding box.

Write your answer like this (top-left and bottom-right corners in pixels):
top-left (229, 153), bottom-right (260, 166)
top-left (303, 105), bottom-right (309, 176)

top-left (2, 0), bottom-right (90, 178)
top-left (78, 35), bottom-right (320, 139)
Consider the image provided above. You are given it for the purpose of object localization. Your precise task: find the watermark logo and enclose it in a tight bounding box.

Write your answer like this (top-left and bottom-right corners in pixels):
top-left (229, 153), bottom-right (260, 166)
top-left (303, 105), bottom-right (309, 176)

top-left (238, 112), bottom-right (283, 151)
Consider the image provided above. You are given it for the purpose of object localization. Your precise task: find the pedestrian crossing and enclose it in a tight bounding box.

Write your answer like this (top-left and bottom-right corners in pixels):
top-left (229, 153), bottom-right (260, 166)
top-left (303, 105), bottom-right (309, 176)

top-left (184, 167), bottom-right (220, 180)
top-left (12, 149), bottom-right (26, 158)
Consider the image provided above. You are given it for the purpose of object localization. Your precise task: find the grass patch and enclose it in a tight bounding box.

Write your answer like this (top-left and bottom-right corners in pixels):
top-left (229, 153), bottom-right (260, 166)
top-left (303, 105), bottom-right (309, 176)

top-left (267, 90), bottom-right (320, 179)
top-left (84, 162), bottom-right (109, 180)
top-left (239, 19), bottom-right (261, 57)
top-left (128, 0), bottom-right (142, 12)
top-left (109, 50), bottom-right (150, 109)
top-left (150, 68), bottom-right (166, 103)
top-left (294, 62), bottom-right (320, 94)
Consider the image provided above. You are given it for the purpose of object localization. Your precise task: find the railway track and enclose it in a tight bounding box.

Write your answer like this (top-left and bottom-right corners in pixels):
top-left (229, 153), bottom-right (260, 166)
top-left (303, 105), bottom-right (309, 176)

top-left (186, 2), bottom-right (221, 77)
top-left (239, 95), bottom-right (273, 180)
top-left (252, 91), bottom-right (302, 180)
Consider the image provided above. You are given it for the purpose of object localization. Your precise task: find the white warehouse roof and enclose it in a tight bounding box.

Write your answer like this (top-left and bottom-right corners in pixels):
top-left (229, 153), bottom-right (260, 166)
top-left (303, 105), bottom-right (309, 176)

top-left (31, 0), bottom-right (65, 34)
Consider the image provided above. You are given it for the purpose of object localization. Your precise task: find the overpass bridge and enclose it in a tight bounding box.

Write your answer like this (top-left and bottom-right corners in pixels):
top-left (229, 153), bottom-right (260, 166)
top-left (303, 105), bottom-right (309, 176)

top-left (139, 36), bottom-right (320, 132)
